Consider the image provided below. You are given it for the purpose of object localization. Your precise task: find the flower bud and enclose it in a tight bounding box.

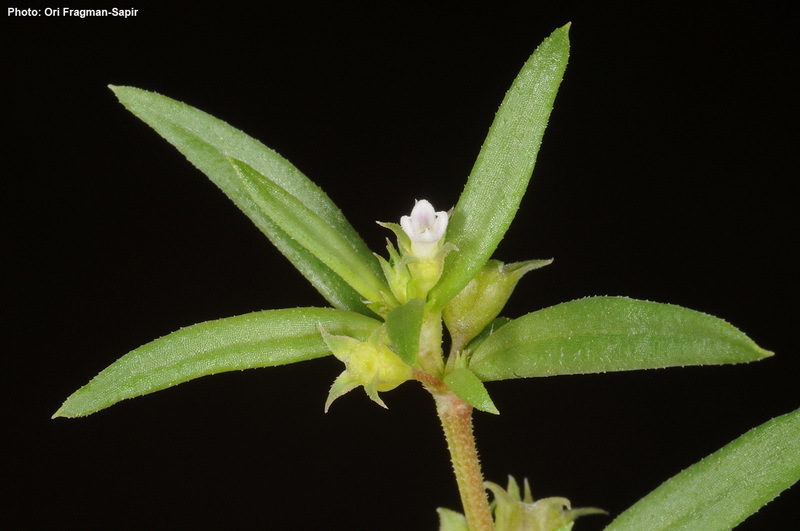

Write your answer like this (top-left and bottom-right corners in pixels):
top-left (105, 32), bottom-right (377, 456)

top-left (485, 476), bottom-right (606, 531)
top-left (321, 328), bottom-right (412, 411)
top-left (443, 259), bottom-right (551, 351)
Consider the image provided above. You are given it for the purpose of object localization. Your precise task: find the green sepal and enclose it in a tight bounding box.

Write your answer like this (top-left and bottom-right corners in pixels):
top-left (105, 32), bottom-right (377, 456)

top-left (469, 296), bottom-right (772, 381)
top-left (386, 298), bottom-right (426, 365)
top-left (428, 24), bottom-right (570, 311)
top-left (110, 85), bottom-right (381, 316)
top-left (377, 221), bottom-right (412, 255)
top-left (228, 157), bottom-right (392, 305)
top-left (324, 372), bottom-right (361, 413)
top-left (444, 368), bottom-right (499, 415)
top-left (605, 406), bottom-right (800, 530)
top-left (53, 308), bottom-right (381, 418)
top-left (437, 507), bottom-right (469, 531)
top-left (363, 373), bottom-right (386, 409)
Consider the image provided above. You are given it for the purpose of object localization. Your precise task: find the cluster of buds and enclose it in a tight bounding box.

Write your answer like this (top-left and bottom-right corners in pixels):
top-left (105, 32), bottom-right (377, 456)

top-left (485, 476), bottom-right (606, 531)
top-left (324, 200), bottom-right (452, 409)
top-left (439, 476), bottom-right (606, 531)
top-left (324, 199), bottom-right (549, 410)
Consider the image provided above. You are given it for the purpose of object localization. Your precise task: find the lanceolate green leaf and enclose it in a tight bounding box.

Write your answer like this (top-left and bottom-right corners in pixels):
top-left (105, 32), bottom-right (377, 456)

top-left (110, 85), bottom-right (384, 316)
top-left (605, 406), bottom-right (800, 530)
top-left (53, 308), bottom-right (381, 418)
top-left (229, 157), bottom-right (391, 305)
top-left (385, 298), bottom-right (425, 365)
top-left (469, 297), bottom-right (772, 381)
top-left (444, 368), bottom-right (499, 414)
top-left (428, 24), bottom-right (570, 311)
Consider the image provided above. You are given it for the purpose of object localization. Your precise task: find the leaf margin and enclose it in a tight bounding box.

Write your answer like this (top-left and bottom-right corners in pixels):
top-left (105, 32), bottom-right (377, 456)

top-left (604, 406), bottom-right (800, 530)
top-left (469, 296), bottom-right (773, 381)
top-left (53, 307), bottom-right (381, 418)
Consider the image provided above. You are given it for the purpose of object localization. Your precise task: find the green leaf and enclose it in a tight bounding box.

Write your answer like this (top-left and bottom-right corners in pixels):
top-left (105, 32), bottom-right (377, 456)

top-left (469, 297), bottom-right (772, 381)
top-left (385, 298), bottom-right (425, 365)
top-left (444, 368), bottom-right (499, 414)
top-left (53, 308), bottom-right (380, 418)
top-left (428, 24), bottom-right (570, 311)
top-left (110, 85), bottom-right (384, 316)
top-left (229, 157), bottom-right (391, 305)
top-left (464, 317), bottom-right (513, 353)
top-left (605, 406), bottom-right (800, 530)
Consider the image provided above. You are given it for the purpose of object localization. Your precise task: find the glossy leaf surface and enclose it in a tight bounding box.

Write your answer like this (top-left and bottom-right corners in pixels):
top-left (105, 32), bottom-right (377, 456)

top-left (605, 407), bottom-right (800, 530)
top-left (54, 308), bottom-right (380, 418)
top-left (429, 24), bottom-right (570, 310)
top-left (469, 297), bottom-right (772, 381)
top-left (111, 85), bottom-right (383, 315)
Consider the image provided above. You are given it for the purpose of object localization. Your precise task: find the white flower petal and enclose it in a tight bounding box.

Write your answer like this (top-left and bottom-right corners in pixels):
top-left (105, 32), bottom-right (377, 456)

top-left (399, 199), bottom-right (448, 259)
top-left (411, 200), bottom-right (436, 231)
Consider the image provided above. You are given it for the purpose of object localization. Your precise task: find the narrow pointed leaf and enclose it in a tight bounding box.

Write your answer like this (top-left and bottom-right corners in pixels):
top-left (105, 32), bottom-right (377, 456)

top-left (429, 25), bottom-right (570, 310)
top-left (444, 368), bottom-right (499, 414)
top-left (110, 85), bottom-right (383, 315)
top-left (469, 297), bottom-right (772, 381)
top-left (385, 298), bottom-right (425, 365)
top-left (605, 406), bottom-right (800, 530)
top-left (53, 308), bottom-right (380, 418)
top-left (229, 157), bottom-right (390, 304)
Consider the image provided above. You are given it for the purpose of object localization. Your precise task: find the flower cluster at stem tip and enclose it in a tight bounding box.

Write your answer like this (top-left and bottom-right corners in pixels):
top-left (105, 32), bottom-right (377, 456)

top-left (323, 199), bottom-right (550, 410)
top-left (323, 199), bottom-right (451, 409)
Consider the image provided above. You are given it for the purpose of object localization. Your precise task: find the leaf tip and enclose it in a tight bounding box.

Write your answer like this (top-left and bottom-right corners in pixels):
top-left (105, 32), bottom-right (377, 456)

top-left (51, 403), bottom-right (75, 419)
top-left (757, 346), bottom-right (775, 359)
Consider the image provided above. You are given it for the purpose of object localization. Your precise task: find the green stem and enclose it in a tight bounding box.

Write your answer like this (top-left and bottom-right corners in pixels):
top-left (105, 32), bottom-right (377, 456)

top-left (435, 390), bottom-right (494, 530)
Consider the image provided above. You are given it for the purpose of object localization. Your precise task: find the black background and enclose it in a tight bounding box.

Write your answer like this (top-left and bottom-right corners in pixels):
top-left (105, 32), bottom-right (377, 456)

top-left (6, 2), bottom-right (798, 529)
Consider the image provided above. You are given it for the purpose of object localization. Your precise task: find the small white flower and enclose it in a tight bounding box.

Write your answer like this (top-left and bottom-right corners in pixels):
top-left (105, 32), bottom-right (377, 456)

top-left (400, 199), bottom-right (448, 259)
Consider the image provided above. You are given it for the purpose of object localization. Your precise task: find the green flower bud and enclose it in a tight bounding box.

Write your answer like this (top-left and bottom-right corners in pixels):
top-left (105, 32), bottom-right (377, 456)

top-left (443, 259), bottom-right (552, 351)
top-left (486, 476), bottom-right (606, 531)
top-left (321, 328), bottom-right (412, 411)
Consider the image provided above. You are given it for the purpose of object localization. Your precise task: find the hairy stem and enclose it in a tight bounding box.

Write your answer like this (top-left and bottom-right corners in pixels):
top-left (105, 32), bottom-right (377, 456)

top-left (435, 391), bottom-right (493, 530)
